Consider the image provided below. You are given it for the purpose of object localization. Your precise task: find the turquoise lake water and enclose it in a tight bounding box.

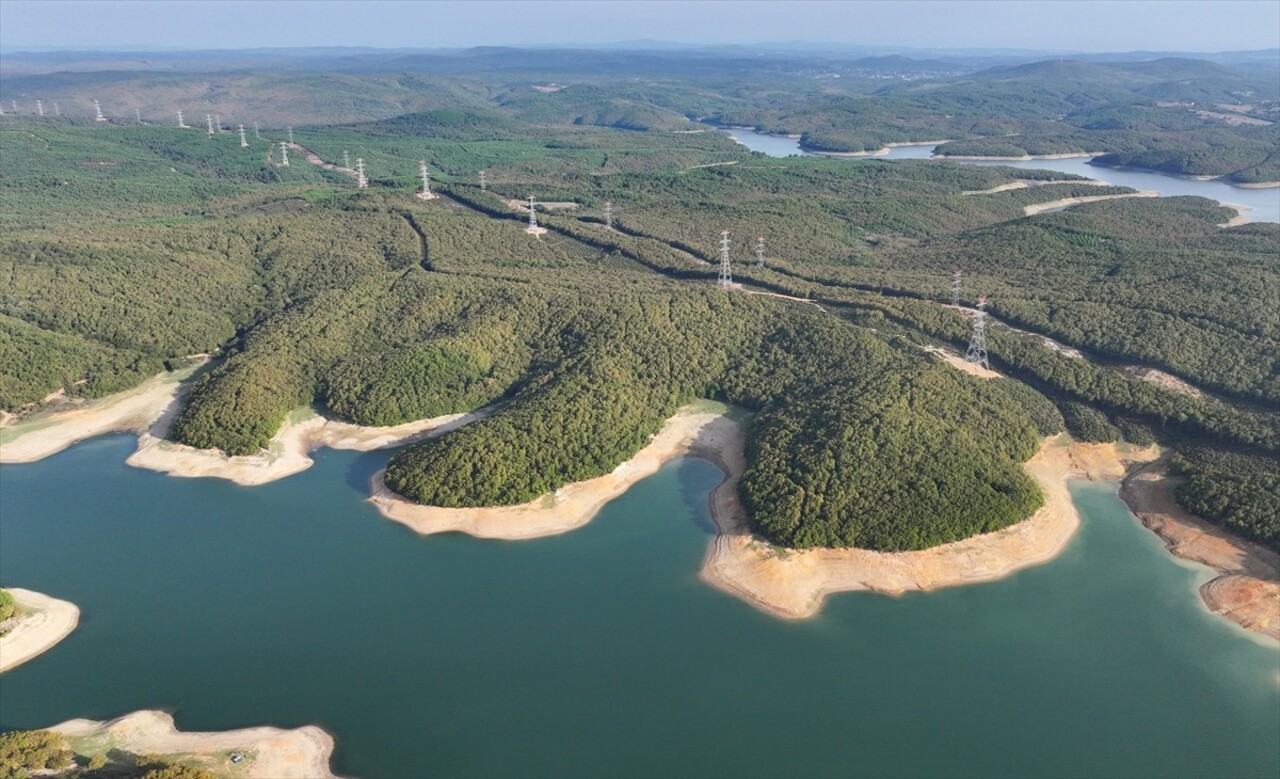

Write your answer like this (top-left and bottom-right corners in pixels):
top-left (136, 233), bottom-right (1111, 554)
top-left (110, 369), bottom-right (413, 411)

top-left (1, 434), bottom-right (1277, 777)
top-left (715, 126), bottom-right (1280, 223)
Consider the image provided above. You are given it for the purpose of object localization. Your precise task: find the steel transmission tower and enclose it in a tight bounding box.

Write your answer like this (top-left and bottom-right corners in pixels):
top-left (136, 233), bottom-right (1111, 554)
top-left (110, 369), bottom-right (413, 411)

top-left (253, 122), bottom-right (261, 140)
top-left (952, 269), bottom-right (962, 307)
top-left (356, 158), bottom-right (368, 188)
top-left (36, 100), bottom-right (44, 117)
top-left (756, 235), bottom-right (765, 267)
top-left (966, 297), bottom-right (990, 369)
top-left (279, 142), bottom-right (290, 166)
top-left (177, 111), bottom-right (188, 128)
top-left (287, 127), bottom-right (294, 144)
top-left (134, 108), bottom-right (142, 124)
top-left (479, 170), bottom-right (486, 191)
top-left (206, 114), bottom-right (215, 137)
top-left (528, 196), bottom-right (538, 228)
top-left (238, 125), bottom-right (248, 147)
top-left (418, 160), bottom-right (436, 199)
top-left (604, 201), bottom-right (612, 229)
top-left (93, 100), bottom-right (106, 122)
top-left (343, 150), bottom-right (351, 169)
top-left (718, 230), bottom-right (733, 288)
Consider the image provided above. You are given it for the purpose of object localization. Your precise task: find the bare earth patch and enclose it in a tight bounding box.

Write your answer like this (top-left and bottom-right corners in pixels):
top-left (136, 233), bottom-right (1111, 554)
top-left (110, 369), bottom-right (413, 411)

top-left (922, 345), bottom-right (1001, 379)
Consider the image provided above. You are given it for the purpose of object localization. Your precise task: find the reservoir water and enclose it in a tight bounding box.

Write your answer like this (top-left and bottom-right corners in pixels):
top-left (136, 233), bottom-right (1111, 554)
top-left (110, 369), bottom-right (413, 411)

top-left (716, 126), bottom-right (1280, 223)
top-left (1, 435), bottom-right (1278, 778)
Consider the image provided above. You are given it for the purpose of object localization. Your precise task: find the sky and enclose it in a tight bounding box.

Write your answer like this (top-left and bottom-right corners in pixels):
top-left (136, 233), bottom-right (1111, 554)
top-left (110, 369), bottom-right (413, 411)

top-left (1, 0), bottom-right (1277, 54)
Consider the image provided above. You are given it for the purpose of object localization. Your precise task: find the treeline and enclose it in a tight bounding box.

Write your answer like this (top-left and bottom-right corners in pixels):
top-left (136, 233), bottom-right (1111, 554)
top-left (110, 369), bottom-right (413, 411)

top-left (1170, 447), bottom-right (1280, 551)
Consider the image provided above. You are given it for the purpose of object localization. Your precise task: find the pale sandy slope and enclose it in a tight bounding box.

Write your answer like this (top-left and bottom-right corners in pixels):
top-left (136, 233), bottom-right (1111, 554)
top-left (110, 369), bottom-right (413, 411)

top-left (0, 367), bottom-right (198, 464)
top-left (128, 403), bottom-right (488, 486)
top-left (0, 363), bottom-right (486, 485)
top-left (51, 710), bottom-right (337, 779)
top-left (0, 588), bottom-right (80, 673)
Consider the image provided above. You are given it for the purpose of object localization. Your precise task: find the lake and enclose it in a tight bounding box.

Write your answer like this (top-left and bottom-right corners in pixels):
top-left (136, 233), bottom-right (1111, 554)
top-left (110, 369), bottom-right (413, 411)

top-left (1, 435), bottom-right (1277, 778)
top-left (715, 126), bottom-right (1280, 223)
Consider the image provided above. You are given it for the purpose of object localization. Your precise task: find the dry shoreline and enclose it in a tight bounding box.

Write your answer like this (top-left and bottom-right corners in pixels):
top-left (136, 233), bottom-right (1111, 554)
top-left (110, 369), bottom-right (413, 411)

top-left (370, 409), bottom-right (734, 540)
top-left (1023, 190), bottom-right (1159, 216)
top-left (703, 433), bottom-right (1159, 618)
top-left (935, 151), bottom-right (1104, 161)
top-left (0, 588), bottom-right (80, 673)
top-left (128, 402), bottom-right (488, 486)
top-left (51, 710), bottom-right (337, 779)
top-left (1119, 459), bottom-right (1280, 640)
top-left (1, 365), bottom-right (485, 485)
top-left (369, 406), bottom-right (1169, 620)
top-left (0, 365), bottom-right (201, 464)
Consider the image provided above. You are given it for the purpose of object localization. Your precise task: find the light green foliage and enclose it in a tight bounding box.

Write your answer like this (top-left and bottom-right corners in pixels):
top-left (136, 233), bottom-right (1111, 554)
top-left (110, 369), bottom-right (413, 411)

top-left (0, 730), bottom-right (72, 779)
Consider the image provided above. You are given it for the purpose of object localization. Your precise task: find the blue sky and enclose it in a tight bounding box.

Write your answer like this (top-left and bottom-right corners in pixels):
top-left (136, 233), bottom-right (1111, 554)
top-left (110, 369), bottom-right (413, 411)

top-left (1, 0), bottom-right (1277, 53)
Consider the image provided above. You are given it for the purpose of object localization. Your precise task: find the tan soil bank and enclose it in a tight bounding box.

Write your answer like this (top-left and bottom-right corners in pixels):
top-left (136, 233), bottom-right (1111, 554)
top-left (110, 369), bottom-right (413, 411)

top-left (1023, 191), bottom-right (1159, 216)
top-left (51, 710), bottom-right (337, 779)
top-left (0, 588), bottom-right (80, 673)
top-left (370, 407), bottom-right (1170, 621)
top-left (0, 364), bottom-right (485, 485)
top-left (370, 409), bottom-right (733, 540)
top-left (703, 434), bottom-right (1159, 618)
top-left (128, 403), bottom-right (487, 486)
top-left (1120, 460), bottom-right (1280, 639)
top-left (0, 367), bottom-right (199, 464)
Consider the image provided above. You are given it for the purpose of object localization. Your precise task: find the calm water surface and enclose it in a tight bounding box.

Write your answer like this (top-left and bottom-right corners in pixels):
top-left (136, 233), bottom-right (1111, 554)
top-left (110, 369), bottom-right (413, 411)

top-left (717, 126), bottom-right (1280, 223)
top-left (1, 436), bottom-right (1278, 778)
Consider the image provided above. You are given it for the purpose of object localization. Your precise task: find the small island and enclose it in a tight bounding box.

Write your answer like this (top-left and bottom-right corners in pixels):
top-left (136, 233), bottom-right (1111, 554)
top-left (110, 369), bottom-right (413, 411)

top-left (0, 588), bottom-right (80, 673)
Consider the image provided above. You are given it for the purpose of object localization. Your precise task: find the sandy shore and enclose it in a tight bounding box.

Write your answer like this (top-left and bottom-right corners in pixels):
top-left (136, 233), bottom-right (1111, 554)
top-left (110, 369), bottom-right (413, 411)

top-left (0, 588), bottom-right (80, 673)
top-left (370, 408), bottom-right (734, 540)
top-left (51, 710), bottom-right (337, 779)
top-left (129, 401), bottom-right (488, 486)
top-left (0, 366), bottom-right (201, 464)
top-left (369, 404), bottom-right (1162, 619)
top-left (703, 434), bottom-right (1159, 618)
top-left (1217, 202), bottom-right (1253, 227)
top-left (962, 178), bottom-right (1115, 196)
top-left (1234, 181), bottom-right (1280, 189)
top-left (1120, 460), bottom-right (1280, 639)
top-left (1023, 191), bottom-right (1159, 216)
top-left (936, 151), bottom-right (1104, 161)
top-left (1, 364), bottom-right (486, 486)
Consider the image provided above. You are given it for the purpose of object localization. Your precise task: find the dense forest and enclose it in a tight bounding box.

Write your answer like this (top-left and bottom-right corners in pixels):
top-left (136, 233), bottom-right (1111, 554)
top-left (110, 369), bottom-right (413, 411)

top-left (2, 51), bottom-right (1277, 553)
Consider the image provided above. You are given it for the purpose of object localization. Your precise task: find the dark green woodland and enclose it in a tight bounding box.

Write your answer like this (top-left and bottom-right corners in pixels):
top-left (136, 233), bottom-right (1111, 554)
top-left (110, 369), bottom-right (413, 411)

top-left (2, 46), bottom-right (1276, 552)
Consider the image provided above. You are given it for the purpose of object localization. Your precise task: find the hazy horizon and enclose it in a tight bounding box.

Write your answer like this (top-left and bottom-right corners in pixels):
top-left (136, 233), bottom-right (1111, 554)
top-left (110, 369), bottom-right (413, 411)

top-left (2, 0), bottom-right (1278, 55)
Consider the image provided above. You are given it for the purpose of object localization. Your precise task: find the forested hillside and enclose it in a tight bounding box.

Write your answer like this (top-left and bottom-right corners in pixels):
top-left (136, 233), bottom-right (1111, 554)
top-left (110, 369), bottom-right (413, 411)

top-left (2, 61), bottom-right (1276, 554)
